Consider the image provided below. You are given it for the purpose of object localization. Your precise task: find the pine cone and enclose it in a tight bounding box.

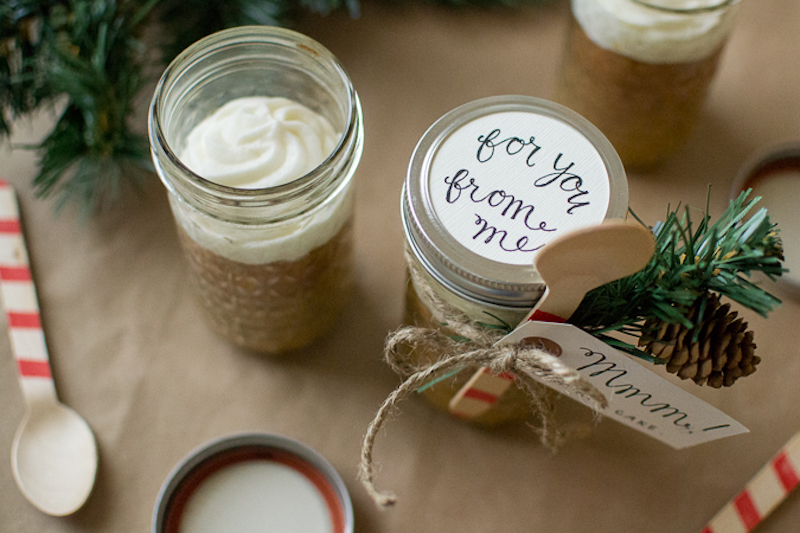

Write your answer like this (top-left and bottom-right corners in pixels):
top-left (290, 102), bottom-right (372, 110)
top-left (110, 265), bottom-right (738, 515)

top-left (638, 293), bottom-right (760, 388)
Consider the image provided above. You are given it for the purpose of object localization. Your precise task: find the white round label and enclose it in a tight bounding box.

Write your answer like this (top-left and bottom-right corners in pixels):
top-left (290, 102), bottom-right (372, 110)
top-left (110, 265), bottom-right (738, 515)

top-left (429, 111), bottom-right (612, 266)
top-left (179, 460), bottom-right (333, 533)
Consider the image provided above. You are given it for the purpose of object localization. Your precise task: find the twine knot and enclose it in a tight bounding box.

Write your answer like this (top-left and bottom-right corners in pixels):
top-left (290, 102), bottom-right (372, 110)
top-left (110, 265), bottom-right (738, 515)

top-left (358, 323), bottom-right (607, 508)
top-left (359, 256), bottom-right (607, 508)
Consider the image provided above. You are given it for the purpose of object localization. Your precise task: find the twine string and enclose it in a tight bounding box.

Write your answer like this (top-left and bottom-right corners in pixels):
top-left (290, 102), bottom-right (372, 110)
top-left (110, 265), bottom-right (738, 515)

top-left (358, 254), bottom-right (607, 508)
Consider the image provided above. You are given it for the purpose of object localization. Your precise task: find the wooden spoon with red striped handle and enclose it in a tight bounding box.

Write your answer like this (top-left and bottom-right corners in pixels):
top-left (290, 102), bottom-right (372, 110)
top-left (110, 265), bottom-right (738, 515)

top-left (0, 180), bottom-right (97, 515)
top-left (449, 220), bottom-right (655, 418)
top-left (702, 431), bottom-right (800, 533)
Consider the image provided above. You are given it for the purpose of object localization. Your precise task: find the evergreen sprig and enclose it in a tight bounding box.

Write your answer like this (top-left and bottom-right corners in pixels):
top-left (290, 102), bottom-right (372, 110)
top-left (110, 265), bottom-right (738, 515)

top-left (2, 0), bottom-right (158, 213)
top-left (3, 0), bottom-right (554, 213)
top-left (1, 0), bottom-right (55, 136)
top-left (570, 190), bottom-right (784, 360)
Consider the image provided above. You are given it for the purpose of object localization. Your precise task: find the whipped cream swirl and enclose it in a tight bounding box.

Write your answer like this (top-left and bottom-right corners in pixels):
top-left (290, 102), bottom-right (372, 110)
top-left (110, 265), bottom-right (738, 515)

top-left (573, 0), bottom-right (741, 64)
top-left (181, 96), bottom-right (340, 188)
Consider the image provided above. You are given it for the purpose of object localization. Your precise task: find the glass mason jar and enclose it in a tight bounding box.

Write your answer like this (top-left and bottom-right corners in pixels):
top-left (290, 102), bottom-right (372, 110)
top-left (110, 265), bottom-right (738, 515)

top-left (149, 27), bottom-right (364, 354)
top-left (555, 0), bottom-right (743, 170)
top-left (401, 95), bottom-right (628, 426)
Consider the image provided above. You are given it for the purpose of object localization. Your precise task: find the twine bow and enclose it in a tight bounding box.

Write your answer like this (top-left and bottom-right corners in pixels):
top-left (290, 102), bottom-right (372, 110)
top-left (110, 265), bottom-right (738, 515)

top-left (358, 312), bottom-right (608, 508)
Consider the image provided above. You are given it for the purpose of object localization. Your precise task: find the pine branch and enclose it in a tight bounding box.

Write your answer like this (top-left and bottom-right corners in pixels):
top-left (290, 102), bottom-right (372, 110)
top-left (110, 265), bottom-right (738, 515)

top-left (37, 102), bottom-right (151, 213)
top-left (0, 0), bottom-right (589, 213)
top-left (569, 190), bottom-right (784, 360)
top-left (1, 0), bottom-right (59, 135)
top-left (2, 0), bottom-right (157, 214)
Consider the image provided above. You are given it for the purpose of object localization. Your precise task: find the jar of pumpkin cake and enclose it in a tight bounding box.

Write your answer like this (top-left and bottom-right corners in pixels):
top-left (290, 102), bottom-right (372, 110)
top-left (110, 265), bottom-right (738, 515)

top-left (555, 0), bottom-right (743, 170)
top-left (401, 96), bottom-right (628, 425)
top-left (149, 27), bottom-right (363, 353)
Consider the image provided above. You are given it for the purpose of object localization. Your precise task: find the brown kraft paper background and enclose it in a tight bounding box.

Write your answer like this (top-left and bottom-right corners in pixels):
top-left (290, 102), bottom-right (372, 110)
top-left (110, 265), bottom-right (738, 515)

top-left (1, 0), bottom-right (799, 531)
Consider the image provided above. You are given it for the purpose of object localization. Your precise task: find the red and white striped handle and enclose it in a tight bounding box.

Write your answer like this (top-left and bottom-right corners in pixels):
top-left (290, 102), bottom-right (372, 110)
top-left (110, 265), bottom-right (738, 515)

top-left (0, 180), bottom-right (56, 403)
top-left (702, 432), bottom-right (800, 533)
top-left (447, 302), bottom-right (565, 418)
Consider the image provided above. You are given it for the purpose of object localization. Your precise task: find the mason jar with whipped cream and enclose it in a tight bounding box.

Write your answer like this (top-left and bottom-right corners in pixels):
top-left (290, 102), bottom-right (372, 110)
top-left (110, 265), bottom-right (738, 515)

top-left (402, 96), bottom-right (628, 425)
top-left (555, 0), bottom-right (742, 170)
top-left (149, 27), bottom-right (363, 354)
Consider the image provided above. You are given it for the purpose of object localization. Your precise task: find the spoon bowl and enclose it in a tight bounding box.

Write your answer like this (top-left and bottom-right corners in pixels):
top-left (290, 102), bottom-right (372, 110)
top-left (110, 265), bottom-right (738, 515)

top-left (529, 220), bottom-right (656, 320)
top-left (449, 220), bottom-right (655, 418)
top-left (12, 401), bottom-right (98, 516)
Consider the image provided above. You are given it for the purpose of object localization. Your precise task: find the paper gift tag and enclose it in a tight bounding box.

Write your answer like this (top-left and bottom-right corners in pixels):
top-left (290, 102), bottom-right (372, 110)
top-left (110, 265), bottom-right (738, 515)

top-left (500, 321), bottom-right (748, 449)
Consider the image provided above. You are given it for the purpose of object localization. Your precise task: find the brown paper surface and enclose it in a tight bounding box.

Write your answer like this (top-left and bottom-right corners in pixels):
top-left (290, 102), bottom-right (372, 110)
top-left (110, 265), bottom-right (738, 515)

top-left (1, 1), bottom-right (800, 531)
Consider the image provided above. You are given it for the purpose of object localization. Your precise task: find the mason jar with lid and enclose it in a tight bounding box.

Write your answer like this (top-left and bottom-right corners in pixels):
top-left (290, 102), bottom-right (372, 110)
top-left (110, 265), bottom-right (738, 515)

top-left (555, 0), bottom-right (743, 170)
top-left (149, 27), bottom-right (364, 354)
top-left (401, 95), bottom-right (628, 426)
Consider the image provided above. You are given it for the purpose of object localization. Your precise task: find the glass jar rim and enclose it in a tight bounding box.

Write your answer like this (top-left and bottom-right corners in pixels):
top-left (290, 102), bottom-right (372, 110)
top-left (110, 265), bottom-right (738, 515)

top-left (629, 0), bottom-right (740, 14)
top-left (149, 25), bottom-right (360, 209)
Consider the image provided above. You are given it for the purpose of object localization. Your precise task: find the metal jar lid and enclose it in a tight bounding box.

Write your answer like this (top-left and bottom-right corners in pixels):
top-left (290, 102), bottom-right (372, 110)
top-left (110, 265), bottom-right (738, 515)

top-left (153, 433), bottom-right (353, 533)
top-left (402, 95), bottom-right (628, 308)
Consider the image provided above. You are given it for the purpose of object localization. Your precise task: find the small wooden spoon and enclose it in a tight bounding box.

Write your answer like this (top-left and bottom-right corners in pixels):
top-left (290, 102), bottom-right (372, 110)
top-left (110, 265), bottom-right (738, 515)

top-left (449, 220), bottom-right (655, 418)
top-left (12, 396), bottom-right (98, 516)
top-left (0, 181), bottom-right (97, 515)
top-left (523, 219), bottom-right (656, 322)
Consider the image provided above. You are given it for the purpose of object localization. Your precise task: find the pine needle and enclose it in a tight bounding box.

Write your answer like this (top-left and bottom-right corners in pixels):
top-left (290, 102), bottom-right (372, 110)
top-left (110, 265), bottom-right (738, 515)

top-left (2, 0), bottom-right (555, 213)
top-left (569, 190), bottom-right (784, 360)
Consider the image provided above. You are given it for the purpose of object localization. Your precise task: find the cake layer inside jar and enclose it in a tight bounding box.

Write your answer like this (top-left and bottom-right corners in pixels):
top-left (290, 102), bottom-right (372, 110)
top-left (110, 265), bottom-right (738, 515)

top-left (178, 220), bottom-right (353, 353)
top-left (557, 19), bottom-right (723, 169)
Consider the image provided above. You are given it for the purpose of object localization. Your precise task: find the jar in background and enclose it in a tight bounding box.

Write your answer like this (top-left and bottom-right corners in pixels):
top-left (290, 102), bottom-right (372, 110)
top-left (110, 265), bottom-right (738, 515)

top-left (555, 0), bottom-right (743, 170)
top-left (401, 96), bottom-right (628, 425)
top-left (149, 27), bottom-right (363, 354)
